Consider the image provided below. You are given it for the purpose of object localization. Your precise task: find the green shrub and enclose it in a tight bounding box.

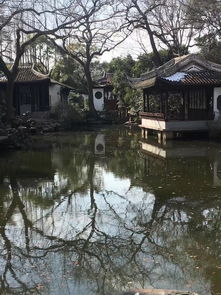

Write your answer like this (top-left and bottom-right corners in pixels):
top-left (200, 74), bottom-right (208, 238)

top-left (50, 103), bottom-right (86, 129)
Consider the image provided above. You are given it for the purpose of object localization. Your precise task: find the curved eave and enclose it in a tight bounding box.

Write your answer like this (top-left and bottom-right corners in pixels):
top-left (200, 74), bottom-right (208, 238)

top-left (133, 77), bottom-right (157, 89)
top-left (50, 79), bottom-right (74, 90)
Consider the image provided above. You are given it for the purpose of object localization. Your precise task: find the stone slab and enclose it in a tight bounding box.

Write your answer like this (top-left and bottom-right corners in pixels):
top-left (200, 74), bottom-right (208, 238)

top-left (123, 289), bottom-right (198, 295)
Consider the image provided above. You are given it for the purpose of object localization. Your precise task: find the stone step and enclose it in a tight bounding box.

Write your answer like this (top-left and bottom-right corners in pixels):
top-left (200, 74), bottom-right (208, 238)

top-left (123, 290), bottom-right (198, 295)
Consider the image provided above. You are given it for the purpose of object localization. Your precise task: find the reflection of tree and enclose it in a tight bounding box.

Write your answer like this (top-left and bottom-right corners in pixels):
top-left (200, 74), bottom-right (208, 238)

top-left (0, 129), bottom-right (221, 294)
top-left (0, 177), bottom-right (35, 293)
top-left (0, 178), bottom-right (213, 294)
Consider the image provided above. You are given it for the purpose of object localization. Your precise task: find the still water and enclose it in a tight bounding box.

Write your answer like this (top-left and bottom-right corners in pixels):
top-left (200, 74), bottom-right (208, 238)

top-left (0, 127), bottom-right (221, 295)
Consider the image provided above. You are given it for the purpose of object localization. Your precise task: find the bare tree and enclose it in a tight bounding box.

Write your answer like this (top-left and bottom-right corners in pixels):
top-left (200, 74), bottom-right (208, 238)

top-left (125, 0), bottom-right (163, 66)
top-left (0, 0), bottom-right (81, 121)
top-left (125, 0), bottom-right (196, 66)
top-left (49, 0), bottom-right (130, 118)
top-left (185, 0), bottom-right (221, 38)
top-left (149, 0), bottom-right (196, 56)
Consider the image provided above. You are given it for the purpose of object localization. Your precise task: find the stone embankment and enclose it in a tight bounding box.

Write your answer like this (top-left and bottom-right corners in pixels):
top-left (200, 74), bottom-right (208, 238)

top-left (0, 116), bottom-right (62, 150)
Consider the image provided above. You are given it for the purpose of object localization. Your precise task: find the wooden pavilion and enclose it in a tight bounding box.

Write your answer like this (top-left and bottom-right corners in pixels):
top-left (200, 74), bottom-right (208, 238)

top-left (0, 65), bottom-right (73, 116)
top-left (132, 54), bottom-right (221, 142)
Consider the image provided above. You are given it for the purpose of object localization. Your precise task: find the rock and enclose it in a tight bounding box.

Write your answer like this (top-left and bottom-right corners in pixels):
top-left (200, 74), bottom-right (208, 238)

top-left (0, 136), bottom-right (9, 143)
top-left (0, 114), bottom-right (64, 150)
top-left (30, 127), bottom-right (37, 134)
top-left (11, 117), bottom-right (23, 128)
top-left (0, 128), bottom-right (7, 136)
top-left (18, 126), bottom-right (28, 132)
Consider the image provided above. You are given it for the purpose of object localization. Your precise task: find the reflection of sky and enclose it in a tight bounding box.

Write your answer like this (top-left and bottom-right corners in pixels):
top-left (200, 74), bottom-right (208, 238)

top-left (103, 171), bottom-right (131, 195)
top-left (2, 132), bottom-right (221, 295)
top-left (2, 167), bottom-right (211, 294)
top-left (5, 168), bottom-right (155, 240)
top-left (29, 170), bottom-right (155, 241)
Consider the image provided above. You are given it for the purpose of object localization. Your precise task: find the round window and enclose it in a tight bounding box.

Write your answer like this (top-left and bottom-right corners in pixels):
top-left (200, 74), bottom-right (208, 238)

top-left (95, 91), bottom-right (103, 99)
top-left (96, 143), bottom-right (104, 152)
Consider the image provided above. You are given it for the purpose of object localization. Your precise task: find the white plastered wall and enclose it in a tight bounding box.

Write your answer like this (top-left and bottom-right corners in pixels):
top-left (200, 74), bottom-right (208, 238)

top-left (49, 84), bottom-right (62, 108)
top-left (93, 88), bottom-right (104, 111)
top-left (214, 87), bottom-right (221, 120)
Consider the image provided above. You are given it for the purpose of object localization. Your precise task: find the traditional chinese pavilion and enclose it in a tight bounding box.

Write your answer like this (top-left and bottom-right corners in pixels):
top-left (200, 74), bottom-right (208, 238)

top-left (0, 65), bottom-right (73, 116)
top-left (132, 54), bottom-right (221, 142)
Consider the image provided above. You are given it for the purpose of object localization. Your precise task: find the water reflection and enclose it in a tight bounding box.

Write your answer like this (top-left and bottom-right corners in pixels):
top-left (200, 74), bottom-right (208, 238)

top-left (0, 128), bottom-right (221, 294)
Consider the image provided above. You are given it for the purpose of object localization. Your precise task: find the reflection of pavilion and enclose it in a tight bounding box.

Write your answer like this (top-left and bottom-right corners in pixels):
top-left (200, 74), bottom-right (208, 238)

top-left (140, 140), bottom-right (221, 193)
top-left (141, 140), bottom-right (208, 159)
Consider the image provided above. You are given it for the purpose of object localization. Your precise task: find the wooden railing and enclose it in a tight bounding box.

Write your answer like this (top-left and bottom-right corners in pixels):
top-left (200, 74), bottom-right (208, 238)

top-left (140, 111), bottom-right (214, 121)
top-left (140, 112), bottom-right (165, 120)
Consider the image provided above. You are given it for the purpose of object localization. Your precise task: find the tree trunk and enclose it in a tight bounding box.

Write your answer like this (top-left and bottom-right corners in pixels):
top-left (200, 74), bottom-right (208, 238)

top-left (6, 78), bottom-right (15, 122)
top-left (146, 25), bottom-right (162, 67)
top-left (85, 65), bottom-right (98, 119)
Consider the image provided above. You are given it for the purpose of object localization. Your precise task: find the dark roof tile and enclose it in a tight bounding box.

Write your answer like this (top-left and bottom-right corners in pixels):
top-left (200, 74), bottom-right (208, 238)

top-left (0, 66), bottom-right (49, 83)
top-left (159, 71), bottom-right (221, 86)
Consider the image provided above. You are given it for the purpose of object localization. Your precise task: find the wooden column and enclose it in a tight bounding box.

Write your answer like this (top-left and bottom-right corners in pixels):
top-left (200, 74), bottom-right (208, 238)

top-left (143, 90), bottom-right (146, 112)
top-left (157, 131), bottom-right (163, 144)
top-left (142, 128), bottom-right (145, 138)
top-left (143, 89), bottom-right (149, 112)
top-left (165, 91), bottom-right (168, 120)
top-left (142, 128), bottom-right (149, 139)
top-left (184, 90), bottom-right (188, 120)
top-left (160, 90), bottom-right (164, 114)
top-left (162, 131), bottom-right (175, 145)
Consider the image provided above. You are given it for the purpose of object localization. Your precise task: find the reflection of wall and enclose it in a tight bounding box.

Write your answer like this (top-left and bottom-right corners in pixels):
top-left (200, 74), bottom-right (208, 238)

top-left (213, 160), bottom-right (221, 187)
top-left (95, 134), bottom-right (105, 156)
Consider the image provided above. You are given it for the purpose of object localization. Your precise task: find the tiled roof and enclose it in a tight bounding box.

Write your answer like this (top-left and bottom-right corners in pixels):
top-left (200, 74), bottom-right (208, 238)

top-left (0, 66), bottom-right (49, 83)
top-left (131, 54), bottom-right (221, 89)
top-left (0, 66), bottom-right (74, 89)
top-left (16, 66), bottom-right (49, 82)
top-left (95, 72), bottom-right (113, 87)
top-left (160, 71), bottom-right (221, 86)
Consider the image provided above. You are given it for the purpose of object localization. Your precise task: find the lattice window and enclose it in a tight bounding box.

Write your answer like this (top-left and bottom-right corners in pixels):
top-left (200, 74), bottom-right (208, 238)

top-left (189, 89), bottom-right (207, 110)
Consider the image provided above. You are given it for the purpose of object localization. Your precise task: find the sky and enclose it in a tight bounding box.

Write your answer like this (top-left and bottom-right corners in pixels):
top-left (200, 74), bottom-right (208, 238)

top-left (100, 30), bottom-right (151, 62)
top-left (100, 29), bottom-right (199, 63)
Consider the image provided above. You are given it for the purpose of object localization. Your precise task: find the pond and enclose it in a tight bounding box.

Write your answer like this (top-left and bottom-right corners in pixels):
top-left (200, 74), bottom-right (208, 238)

top-left (0, 126), bottom-right (221, 295)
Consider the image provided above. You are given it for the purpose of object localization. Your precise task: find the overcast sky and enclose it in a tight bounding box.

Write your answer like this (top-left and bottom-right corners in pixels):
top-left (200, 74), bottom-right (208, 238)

top-left (100, 30), bottom-right (152, 62)
top-left (100, 29), bottom-right (198, 63)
